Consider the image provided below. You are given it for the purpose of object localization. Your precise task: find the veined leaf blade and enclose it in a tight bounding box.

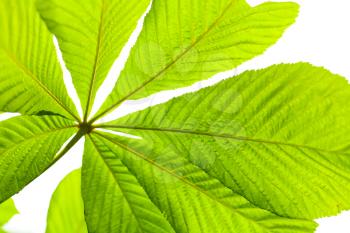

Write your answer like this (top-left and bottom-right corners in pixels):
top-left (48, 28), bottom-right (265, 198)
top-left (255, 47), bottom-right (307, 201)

top-left (37, 0), bottom-right (151, 120)
top-left (0, 0), bottom-right (79, 120)
top-left (88, 131), bottom-right (317, 233)
top-left (0, 115), bottom-right (77, 202)
top-left (82, 135), bottom-right (176, 233)
top-left (105, 63), bottom-right (350, 219)
top-left (96, 0), bottom-right (299, 119)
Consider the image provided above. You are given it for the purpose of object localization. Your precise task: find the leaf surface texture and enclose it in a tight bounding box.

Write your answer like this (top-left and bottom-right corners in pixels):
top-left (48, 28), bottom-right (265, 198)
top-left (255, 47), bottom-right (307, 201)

top-left (37, 0), bottom-right (151, 119)
top-left (86, 132), bottom-right (317, 233)
top-left (97, 0), bottom-right (299, 118)
top-left (105, 63), bottom-right (350, 220)
top-left (82, 135), bottom-right (176, 233)
top-left (0, 115), bottom-right (76, 202)
top-left (0, 0), bottom-right (79, 120)
top-left (0, 0), bottom-right (350, 232)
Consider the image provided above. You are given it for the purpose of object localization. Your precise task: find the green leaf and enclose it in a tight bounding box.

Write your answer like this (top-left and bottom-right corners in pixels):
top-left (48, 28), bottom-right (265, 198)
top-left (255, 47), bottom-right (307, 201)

top-left (103, 63), bottom-right (350, 220)
top-left (0, 115), bottom-right (77, 202)
top-left (46, 169), bottom-right (87, 233)
top-left (82, 135), bottom-right (176, 233)
top-left (0, 199), bottom-right (18, 233)
top-left (88, 132), bottom-right (317, 233)
top-left (0, 0), bottom-right (79, 121)
top-left (37, 0), bottom-right (151, 120)
top-left (95, 0), bottom-right (299, 120)
top-left (1, 0), bottom-right (350, 232)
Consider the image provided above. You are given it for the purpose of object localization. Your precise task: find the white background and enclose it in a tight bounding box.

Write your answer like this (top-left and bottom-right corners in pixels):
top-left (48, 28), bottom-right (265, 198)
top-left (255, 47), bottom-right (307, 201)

top-left (2, 0), bottom-right (350, 232)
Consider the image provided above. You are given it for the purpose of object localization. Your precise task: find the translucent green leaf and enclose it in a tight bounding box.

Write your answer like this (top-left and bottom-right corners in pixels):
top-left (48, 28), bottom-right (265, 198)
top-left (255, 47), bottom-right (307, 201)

top-left (95, 0), bottom-right (299, 120)
top-left (37, 0), bottom-right (151, 120)
top-left (103, 63), bottom-right (350, 221)
top-left (87, 132), bottom-right (317, 233)
top-left (1, 0), bottom-right (349, 231)
top-left (82, 135), bottom-right (176, 233)
top-left (46, 169), bottom-right (87, 233)
top-left (0, 115), bottom-right (77, 202)
top-left (0, 0), bottom-right (79, 121)
top-left (0, 199), bottom-right (18, 233)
